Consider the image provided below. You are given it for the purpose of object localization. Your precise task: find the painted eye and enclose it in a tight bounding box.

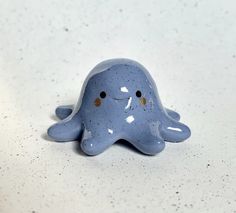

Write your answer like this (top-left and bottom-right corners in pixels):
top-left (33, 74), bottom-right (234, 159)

top-left (136, 90), bottom-right (142, 98)
top-left (100, 91), bottom-right (106, 99)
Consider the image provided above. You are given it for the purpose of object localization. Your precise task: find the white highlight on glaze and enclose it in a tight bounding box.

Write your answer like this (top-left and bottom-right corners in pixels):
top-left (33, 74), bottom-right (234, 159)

top-left (126, 115), bottom-right (135, 124)
top-left (108, 129), bottom-right (113, 134)
top-left (120, 87), bottom-right (129, 93)
top-left (125, 97), bottom-right (132, 110)
top-left (82, 129), bottom-right (92, 140)
top-left (149, 121), bottom-right (161, 137)
top-left (167, 127), bottom-right (182, 132)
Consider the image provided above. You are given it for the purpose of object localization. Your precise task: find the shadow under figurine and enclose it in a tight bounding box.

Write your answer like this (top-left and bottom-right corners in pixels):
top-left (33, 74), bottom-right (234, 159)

top-left (47, 58), bottom-right (191, 156)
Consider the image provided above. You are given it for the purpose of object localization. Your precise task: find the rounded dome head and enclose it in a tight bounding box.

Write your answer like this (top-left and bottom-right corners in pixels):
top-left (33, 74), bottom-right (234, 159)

top-left (76, 58), bottom-right (161, 112)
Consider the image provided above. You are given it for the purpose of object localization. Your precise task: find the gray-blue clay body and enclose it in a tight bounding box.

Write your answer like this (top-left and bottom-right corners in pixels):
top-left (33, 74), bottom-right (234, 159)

top-left (48, 58), bottom-right (191, 156)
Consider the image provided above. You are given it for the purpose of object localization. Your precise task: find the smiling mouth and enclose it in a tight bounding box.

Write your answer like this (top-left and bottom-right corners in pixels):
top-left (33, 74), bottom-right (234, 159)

top-left (112, 97), bottom-right (129, 101)
top-left (112, 97), bottom-right (130, 102)
top-left (113, 97), bottom-right (132, 110)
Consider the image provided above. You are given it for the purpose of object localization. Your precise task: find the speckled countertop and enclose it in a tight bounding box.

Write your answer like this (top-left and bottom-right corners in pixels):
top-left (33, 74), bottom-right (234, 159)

top-left (0, 0), bottom-right (235, 212)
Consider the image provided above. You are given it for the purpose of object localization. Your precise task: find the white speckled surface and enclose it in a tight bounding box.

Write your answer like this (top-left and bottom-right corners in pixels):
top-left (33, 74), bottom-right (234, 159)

top-left (0, 0), bottom-right (236, 212)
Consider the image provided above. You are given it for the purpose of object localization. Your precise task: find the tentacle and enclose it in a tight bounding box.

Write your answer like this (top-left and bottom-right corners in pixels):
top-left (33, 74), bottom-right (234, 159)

top-left (123, 124), bottom-right (165, 155)
top-left (80, 129), bottom-right (116, 156)
top-left (160, 118), bottom-right (191, 143)
top-left (47, 114), bottom-right (83, 142)
top-left (165, 108), bottom-right (180, 121)
top-left (55, 105), bottom-right (74, 120)
top-left (129, 137), bottom-right (165, 155)
top-left (80, 138), bottom-right (115, 156)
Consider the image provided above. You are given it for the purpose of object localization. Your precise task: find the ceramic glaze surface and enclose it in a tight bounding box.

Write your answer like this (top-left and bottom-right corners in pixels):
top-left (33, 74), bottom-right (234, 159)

top-left (47, 58), bottom-right (191, 155)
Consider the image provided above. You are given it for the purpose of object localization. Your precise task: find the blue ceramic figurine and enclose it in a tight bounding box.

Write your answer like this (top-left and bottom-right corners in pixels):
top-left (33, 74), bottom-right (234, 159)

top-left (47, 58), bottom-right (191, 155)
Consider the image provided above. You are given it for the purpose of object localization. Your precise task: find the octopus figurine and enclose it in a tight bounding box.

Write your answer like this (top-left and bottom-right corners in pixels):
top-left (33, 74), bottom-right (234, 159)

top-left (47, 58), bottom-right (191, 156)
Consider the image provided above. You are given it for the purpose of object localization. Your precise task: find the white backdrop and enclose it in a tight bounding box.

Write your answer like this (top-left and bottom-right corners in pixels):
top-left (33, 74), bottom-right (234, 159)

top-left (0, 0), bottom-right (235, 212)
